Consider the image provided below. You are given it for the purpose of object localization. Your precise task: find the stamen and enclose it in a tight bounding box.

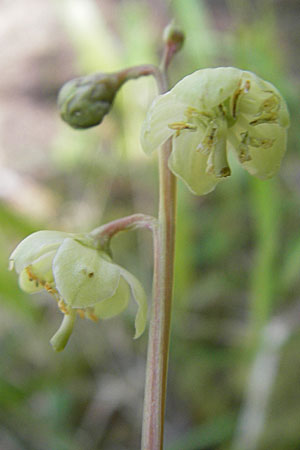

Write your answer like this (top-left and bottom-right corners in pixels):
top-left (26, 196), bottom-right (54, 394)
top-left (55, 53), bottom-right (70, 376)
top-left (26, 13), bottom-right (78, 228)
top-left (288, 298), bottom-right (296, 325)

top-left (196, 126), bottom-right (217, 154)
top-left (249, 112), bottom-right (278, 126)
top-left (185, 106), bottom-right (211, 120)
top-left (86, 307), bottom-right (98, 322)
top-left (203, 120), bottom-right (230, 178)
top-left (261, 92), bottom-right (280, 112)
top-left (26, 266), bottom-right (37, 282)
top-left (231, 79), bottom-right (251, 119)
top-left (238, 132), bottom-right (252, 163)
top-left (77, 309), bottom-right (86, 319)
top-left (250, 92), bottom-right (280, 126)
top-left (249, 136), bottom-right (274, 149)
top-left (168, 121), bottom-right (197, 137)
top-left (58, 299), bottom-right (69, 314)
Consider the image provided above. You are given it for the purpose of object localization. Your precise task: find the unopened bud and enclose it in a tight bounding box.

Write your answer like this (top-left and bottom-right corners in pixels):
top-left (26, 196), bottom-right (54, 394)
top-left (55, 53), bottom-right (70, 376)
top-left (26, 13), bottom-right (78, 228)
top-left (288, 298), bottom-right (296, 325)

top-left (163, 22), bottom-right (185, 53)
top-left (58, 73), bottom-right (124, 129)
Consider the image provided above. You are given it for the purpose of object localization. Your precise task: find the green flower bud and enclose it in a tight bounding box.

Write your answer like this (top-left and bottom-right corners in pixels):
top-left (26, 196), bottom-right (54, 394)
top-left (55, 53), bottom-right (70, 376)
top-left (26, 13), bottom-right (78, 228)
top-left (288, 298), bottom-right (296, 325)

top-left (141, 67), bottom-right (289, 195)
top-left (9, 230), bottom-right (147, 351)
top-left (58, 73), bottom-right (124, 129)
top-left (163, 22), bottom-right (185, 52)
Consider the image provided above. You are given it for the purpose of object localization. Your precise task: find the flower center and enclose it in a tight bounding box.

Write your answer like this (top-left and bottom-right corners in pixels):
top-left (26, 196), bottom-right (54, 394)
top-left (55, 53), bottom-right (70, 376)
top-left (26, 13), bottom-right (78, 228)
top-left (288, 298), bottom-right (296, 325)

top-left (197, 119), bottom-right (231, 178)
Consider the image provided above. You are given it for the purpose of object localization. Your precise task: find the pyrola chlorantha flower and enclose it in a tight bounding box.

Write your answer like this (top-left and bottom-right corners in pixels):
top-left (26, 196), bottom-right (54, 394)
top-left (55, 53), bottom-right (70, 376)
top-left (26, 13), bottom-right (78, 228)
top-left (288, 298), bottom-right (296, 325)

top-left (141, 67), bottom-right (289, 195)
top-left (9, 231), bottom-right (147, 351)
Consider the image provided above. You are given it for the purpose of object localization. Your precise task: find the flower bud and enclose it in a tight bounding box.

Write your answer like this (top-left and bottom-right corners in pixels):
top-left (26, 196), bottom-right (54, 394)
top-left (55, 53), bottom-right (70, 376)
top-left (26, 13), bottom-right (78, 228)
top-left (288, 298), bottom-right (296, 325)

top-left (163, 22), bottom-right (185, 53)
top-left (58, 73), bottom-right (124, 129)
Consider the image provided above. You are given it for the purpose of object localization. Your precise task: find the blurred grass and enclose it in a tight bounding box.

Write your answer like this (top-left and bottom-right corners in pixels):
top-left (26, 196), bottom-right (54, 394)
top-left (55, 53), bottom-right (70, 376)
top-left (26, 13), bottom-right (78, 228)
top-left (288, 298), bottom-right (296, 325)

top-left (1, 0), bottom-right (300, 449)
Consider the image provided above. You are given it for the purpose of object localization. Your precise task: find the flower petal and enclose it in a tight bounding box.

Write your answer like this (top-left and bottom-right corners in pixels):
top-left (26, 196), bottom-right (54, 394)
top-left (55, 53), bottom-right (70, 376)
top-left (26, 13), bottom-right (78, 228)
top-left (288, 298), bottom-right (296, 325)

top-left (93, 276), bottom-right (130, 319)
top-left (19, 270), bottom-right (44, 293)
top-left (53, 238), bottom-right (120, 308)
top-left (229, 124), bottom-right (287, 179)
top-left (238, 71), bottom-right (290, 128)
top-left (141, 92), bottom-right (188, 154)
top-left (9, 231), bottom-right (69, 274)
top-left (18, 250), bottom-right (56, 293)
top-left (119, 268), bottom-right (147, 338)
top-left (168, 129), bottom-right (221, 195)
top-left (171, 67), bottom-right (241, 110)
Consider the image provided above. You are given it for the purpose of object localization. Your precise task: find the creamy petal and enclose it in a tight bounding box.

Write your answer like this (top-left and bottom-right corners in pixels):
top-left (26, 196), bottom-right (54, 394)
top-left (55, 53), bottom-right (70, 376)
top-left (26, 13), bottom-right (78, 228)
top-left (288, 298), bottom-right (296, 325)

top-left (238, 71), bottom-right (290, 127)
top-left (119, 268), bottom-right (147, 338)
top-left (171, 67), bottom-right (241, 110)
top-left (19, 269), bottom-right (44, 293)
top-left (168, 129), bottom-right (221, 195)
top-left (9, 230), bottom-right (69, 274)
top-left (229, 124), bottom-right (287, 180)
top-left (141, 92), bottom-right (189, 154)
top-left (53, 238), bottom-right (120, 308)
top-left (93, 276), bottom-right (130, 319)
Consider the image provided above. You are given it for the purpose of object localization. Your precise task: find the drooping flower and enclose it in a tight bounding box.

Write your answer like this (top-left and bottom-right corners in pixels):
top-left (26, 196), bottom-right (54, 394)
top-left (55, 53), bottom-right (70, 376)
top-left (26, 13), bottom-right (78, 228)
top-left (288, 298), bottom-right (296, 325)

top-left (9, 231), bottom-right (147, 351)
top-left (141, 67), bottom-right (289, 195)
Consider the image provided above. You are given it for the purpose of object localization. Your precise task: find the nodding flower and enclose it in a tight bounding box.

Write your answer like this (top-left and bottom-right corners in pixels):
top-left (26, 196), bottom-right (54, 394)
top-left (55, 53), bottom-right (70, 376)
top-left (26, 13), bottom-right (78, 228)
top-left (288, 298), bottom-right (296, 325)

top-left (141, 67), bottom-right (289, 195)
top-left (9, 231), bottom-right (147, 351)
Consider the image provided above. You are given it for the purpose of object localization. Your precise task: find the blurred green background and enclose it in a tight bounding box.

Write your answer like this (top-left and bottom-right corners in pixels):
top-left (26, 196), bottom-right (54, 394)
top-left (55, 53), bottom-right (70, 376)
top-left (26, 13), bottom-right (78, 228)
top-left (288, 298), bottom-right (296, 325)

top-left (1, 0), bottom-right (300, 449)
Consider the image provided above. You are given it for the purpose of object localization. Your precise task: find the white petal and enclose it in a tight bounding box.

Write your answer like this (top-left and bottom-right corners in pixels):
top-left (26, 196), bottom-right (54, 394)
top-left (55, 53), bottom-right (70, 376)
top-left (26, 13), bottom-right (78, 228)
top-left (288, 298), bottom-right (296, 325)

top-left (9, 231), bottom-right (69, 274)
top-left (53, 238), bottom-right (120, 308)
top-left (238, 71), bottom-right (290, 128)
top-left (18, 250), bottom-right (56, 293)
top-left (229, 124), bottom-right (287, 179)
top-left (120, 268), bottom-right (147, 338)
top-left (171, 67), bottom-right (241, 110)
top-left (93, 276), bottom-right (130, 319)
top-left (19, 270), bottom-right (44, 293)
top-left (141, 92), bottom-right (188, 154)
top-left (168, 129), bottom-right (221, 195)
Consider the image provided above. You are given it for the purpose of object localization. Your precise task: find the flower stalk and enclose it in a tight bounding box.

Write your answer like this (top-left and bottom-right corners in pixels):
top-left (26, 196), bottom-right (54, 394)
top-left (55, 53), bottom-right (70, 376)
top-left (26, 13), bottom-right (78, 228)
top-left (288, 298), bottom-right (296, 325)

top-left (9, 17), bottom-right (289, 450)
top-left (141, 49), bottom-right (177, 450)
top-left (90, 213), bottom-right (157, 253)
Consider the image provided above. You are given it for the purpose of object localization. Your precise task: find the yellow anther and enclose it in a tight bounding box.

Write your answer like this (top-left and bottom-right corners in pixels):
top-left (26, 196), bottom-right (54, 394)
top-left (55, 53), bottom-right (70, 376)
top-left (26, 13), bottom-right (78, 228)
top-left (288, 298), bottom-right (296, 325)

top-left (86, 308), bottom-right (98, 322)
top-left (249, 137), bottom-right (274, 149)
top-left (231, 79), bottom-right (251, 118)
top-left (261, 92), bottom-right (280, 112)
top-left (249, 112), bottom-right (278, 126)
top-left (26, 266), bottom-right (38, 283)
top-left (77, 309), bottom-right (86, 319)
top-left (196, 127), bottom-right (217, 154)
top-left (168, 121), bottom-right (197, 137)
top-left (250, 93), bottom-right (280, 126)
top-left (58, 299), bottom-right (68, 314)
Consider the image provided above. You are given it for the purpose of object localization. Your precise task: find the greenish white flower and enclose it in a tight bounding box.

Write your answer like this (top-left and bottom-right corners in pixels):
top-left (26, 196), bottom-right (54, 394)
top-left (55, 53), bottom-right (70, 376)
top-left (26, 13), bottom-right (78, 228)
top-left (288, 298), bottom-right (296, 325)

top-left (141, 67), bottom-right (289, 195)
top-left (9, 231), bottom-right (147, 351)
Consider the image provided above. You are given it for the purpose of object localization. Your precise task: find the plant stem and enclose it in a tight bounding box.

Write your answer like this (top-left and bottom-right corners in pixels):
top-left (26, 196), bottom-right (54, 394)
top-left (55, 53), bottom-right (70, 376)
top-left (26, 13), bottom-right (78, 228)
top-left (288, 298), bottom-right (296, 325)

top-left (119, 64), bottom-right (165, 89)
top-left (90, 214), bottom-right (157, 251)
top-left (141, 68), bottom-right (177, 448)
